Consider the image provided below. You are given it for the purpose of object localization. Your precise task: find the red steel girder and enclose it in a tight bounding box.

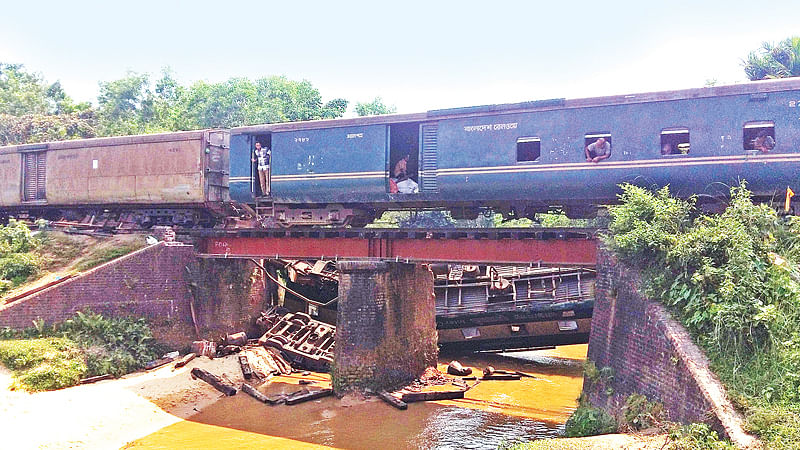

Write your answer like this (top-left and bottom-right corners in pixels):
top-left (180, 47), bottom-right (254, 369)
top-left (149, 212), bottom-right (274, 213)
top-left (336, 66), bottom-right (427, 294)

top-left (199, 235), bottom-right (597, 265)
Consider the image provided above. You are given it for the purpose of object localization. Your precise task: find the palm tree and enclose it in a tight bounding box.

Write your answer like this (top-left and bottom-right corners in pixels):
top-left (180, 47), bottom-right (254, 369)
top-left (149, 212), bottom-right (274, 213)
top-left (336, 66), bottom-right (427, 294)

top-left (743, 36), bottom-right (800, 81)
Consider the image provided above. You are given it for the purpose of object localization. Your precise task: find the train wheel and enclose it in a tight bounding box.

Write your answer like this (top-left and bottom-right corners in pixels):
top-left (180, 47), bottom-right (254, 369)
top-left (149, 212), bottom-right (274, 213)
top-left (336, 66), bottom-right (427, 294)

top-left (293, 312), bottom-right (312, 324)
top-left (264, 337), bottom-right (287, 350)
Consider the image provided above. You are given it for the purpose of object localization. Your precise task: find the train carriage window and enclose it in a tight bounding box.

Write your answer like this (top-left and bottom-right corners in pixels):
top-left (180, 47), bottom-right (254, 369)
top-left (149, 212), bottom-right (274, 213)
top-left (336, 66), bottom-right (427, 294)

top-left (660, 128), bottom-right (690, 155)
top-left (516, 137), bottom-right (541, 162)
top-left (584, 132), bottom-right (612, 162)
top-left (743, 121), bottom-right (776, 153)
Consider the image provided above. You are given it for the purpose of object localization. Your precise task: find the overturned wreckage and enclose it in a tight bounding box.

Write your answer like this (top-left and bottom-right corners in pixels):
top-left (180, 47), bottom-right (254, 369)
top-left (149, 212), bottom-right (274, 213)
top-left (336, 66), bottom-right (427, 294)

top-left (257, 310), bottom-right (335, 372)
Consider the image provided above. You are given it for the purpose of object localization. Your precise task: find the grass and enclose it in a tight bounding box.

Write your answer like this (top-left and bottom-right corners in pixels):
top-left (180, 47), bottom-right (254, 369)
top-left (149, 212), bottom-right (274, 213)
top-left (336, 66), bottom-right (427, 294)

top-left (2, 230), bottom-right (148, 302)
top-left (0, 337), bottom-right (86, 391)
top-left (0, 311), bottom-right (165, 391)
top-left (74, 244), bottom-right (145, 272)
top-left (32, 232), bottom-right (87, 272)
top-left (32, 231), bottom-right (147, 273)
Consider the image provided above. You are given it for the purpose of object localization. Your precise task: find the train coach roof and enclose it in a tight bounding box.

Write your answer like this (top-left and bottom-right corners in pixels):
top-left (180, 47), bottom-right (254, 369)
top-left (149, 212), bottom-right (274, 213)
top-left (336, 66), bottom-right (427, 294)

top-left (0, 129), bottom-right (214, 154)
top-left (232, 77), bottom-right (800, 135)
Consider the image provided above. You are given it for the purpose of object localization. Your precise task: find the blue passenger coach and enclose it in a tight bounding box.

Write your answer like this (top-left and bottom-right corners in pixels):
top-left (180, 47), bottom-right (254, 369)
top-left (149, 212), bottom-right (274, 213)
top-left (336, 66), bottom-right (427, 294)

top-left (230, 78), bottom-right (800, 226)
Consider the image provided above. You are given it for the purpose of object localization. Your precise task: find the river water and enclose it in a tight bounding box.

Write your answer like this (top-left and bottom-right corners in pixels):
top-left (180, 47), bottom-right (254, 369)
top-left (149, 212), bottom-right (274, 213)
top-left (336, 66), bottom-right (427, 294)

top-left (127, 344), bottom-right (586, 449)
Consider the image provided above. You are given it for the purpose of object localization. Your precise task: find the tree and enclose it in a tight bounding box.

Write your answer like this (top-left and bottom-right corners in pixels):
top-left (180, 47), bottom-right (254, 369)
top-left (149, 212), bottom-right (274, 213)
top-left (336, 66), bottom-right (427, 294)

top-left (167, 75), bottom-right (348, 130)
top-left (355, 97), bottom-right (397, 116)
top-left (0, 63), bottom-right (50, 115)
top-left (0, 111), bottom-right (97, 146)
top-left (96, 72), bottom-right (156, 135)
top-left (743, 36), bottom-right (800, 80)
top-left (2, 64), bottom-right (350, 141)
top-left (175, 78), bottom-right (257, 129)
top-left (322, 98), bottom-right (349, 119)
top-left (0, 63), bottom-right (96, 144)
top-left (0, 63), bottom-right (87, 117)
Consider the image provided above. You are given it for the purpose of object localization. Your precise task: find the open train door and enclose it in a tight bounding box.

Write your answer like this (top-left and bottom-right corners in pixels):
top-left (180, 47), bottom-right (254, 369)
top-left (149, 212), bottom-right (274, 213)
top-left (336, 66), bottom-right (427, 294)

top-left (204, 130), bottom-right (230, 202)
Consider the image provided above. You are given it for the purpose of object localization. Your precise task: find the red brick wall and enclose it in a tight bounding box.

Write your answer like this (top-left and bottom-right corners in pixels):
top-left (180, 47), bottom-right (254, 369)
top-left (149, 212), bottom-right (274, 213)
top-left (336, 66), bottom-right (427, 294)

top-left (0, 242), bottom-right (196, 329)
top-left (0, 243), bottom-right (268, 348)
top-left (586, 248), bottom-right (755, 443)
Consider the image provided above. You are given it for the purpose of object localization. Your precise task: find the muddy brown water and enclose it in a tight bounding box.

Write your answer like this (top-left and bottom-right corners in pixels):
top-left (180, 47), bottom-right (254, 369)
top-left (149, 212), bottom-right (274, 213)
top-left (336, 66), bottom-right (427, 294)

top-left (127, 344), bottom-right (587, 449)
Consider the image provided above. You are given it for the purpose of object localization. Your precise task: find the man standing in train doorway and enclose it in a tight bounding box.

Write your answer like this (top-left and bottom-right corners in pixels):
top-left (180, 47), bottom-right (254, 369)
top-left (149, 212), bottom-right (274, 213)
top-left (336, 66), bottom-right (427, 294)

top-left (252, 141), bottom-right (271, 196)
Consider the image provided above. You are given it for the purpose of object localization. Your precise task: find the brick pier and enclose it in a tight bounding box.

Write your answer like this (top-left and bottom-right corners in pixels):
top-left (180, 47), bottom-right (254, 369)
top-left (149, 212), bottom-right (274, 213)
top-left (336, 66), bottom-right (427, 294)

top-left (333, 261), bottom-right (438, 394)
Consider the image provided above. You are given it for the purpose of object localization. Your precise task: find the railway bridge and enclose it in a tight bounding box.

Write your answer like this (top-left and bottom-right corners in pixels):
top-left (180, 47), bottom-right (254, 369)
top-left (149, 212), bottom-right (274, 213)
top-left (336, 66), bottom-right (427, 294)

top-left (193, 226), bottom-right (599, 265)
top-left (191, 226), bottom-right (599, 391)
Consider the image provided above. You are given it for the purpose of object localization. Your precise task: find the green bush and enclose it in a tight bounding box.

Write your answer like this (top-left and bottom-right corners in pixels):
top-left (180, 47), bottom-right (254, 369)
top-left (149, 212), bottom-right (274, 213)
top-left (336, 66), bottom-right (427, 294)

top-left (604, 182), bottom-right (800, 446)
top-left (55, 310), bottom-right (163, 377)
top-left (0, 219), bottom-right (37, 254)
top-left (0, 252), bottom-right (40, 281)
top-left (623, 394), bottom-right (665, 431)
top-left (0, 337), bottom-right (86, 391)
top-left (564, 405), bottom-right (617, 437)
top-left (744, 405), bottom-right (800, 448)
top-left (667, 423), bottom-right (734, 449)
top-left (0, 279), bottom-right (13, 295)
top-left (0, 220), bottom-right (40, 293)
top-left (0, 311), bottom-right (165, 390)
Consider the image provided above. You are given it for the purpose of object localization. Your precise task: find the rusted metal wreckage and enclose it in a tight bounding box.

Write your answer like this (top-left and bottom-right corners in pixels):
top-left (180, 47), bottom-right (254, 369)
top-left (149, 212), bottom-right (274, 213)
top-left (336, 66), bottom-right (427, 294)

top-left (257, 309), bottom-right (335, 372)
top-left (272, 259), bottom-right (595, 353)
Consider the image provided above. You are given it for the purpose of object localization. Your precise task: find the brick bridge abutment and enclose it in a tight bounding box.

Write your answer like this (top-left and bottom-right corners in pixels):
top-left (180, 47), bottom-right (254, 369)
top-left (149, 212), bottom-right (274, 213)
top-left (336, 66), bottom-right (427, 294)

top-left (588, 248), bottom-right (758, 447)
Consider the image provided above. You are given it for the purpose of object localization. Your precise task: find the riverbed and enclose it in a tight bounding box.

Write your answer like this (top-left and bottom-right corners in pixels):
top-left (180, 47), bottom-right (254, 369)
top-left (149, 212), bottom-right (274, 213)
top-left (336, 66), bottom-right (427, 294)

top-left (125, 344), bottom-right (587, 449)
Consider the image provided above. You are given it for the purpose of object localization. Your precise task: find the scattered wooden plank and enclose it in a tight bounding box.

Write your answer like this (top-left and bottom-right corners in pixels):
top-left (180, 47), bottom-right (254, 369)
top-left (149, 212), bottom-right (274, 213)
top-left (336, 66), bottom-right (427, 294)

top-left (481, 373), bottom-right (521, 381)
top-left (145, 356), bottom-right (175, 370)
top-left (285, 388), bottom-right (333, 405)
top-left (80, 374), bottom-right (113, 384)
top-left (265, 394), bottom-right (286, 405)
top-left (191, 368), bottom-right (237, 396)
top-left (378, 391), bottom-right (408, 410)
top-left (174, 353), bottom-right (196, 369)
top-left (465, 380), bottom-right (482, 392)
top-left (241, 383), bottom-right (270, 403)
top-left (514, 370), bottom-right (538, 379)
top-left (239, 355), bottom-right (253, 380)
top-left (401, 390), bottom-right (465, 403)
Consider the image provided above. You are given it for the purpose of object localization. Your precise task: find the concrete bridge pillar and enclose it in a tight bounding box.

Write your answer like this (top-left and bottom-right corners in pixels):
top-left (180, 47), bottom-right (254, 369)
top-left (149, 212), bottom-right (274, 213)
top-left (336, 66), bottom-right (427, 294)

top-left (332, 261), bottom-right (438, 394)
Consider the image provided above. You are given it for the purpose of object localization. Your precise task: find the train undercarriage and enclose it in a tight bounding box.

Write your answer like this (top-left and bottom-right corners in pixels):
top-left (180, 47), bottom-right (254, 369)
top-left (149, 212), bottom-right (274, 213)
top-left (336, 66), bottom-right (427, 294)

top-left (2, 189), bottom-right (793, 232)
top-left (1, 204), bottom-right (227, 232)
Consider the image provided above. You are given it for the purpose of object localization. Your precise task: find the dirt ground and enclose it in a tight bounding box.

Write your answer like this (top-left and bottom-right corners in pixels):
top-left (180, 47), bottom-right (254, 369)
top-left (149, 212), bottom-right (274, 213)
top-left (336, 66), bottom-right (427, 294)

top-left (0, 355), bottom-right (243, 450)
top-left (523, 433), bottom-right (670, 449)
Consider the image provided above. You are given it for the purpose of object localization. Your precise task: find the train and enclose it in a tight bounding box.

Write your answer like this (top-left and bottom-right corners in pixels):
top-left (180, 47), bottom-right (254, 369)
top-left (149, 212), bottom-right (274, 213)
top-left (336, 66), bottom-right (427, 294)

top-left (1, 78), bottom-right (799, 228)
top-left (0, 130), bottom-right (230, 229)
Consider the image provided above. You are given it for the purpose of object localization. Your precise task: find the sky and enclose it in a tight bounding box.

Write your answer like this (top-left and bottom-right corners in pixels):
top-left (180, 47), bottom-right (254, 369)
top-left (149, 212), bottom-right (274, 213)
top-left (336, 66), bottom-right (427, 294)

top-left (1, 0), bottom-right (799, 115)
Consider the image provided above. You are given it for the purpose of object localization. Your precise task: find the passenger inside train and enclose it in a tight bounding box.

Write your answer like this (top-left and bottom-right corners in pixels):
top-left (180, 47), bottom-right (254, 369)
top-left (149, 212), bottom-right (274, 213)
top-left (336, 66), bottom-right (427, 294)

top-left (660, 128), bottom-right (690, 156)
top-left (388, 123), bottom-right (421, 194)
top-left (584, 134), bottom-right (612, 163)
top-left (744, 121), bottom-right (776, 153)
top-left (391, 154), bottom-right (419, 193)
top-left (753, 129), bottom-right (776, 153)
